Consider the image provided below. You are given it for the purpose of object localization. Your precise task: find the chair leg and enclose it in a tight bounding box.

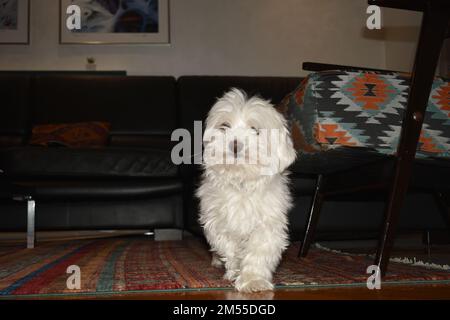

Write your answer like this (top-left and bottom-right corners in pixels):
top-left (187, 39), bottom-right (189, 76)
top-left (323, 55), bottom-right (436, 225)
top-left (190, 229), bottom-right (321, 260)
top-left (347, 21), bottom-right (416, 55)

top-left (299, 174), bottom-right (325, 257)
top-left (374, 4), bottom-right (449, 276)
top-left (374, 168), bottom-right (408, 276)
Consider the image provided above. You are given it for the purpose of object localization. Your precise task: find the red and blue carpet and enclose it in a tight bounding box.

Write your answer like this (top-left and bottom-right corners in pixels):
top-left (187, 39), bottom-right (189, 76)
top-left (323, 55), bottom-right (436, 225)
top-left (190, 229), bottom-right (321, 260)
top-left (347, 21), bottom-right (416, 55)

top-left (0, 237), bottom-right (449, 298)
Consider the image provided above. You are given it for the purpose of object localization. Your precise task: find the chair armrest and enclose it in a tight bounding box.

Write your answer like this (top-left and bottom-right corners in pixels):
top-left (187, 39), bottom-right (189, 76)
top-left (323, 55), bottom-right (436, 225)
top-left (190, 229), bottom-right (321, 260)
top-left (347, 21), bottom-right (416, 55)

top-left (368, 0), bottom-right (450, 12)
top-left (302, 62), bottom-right (402, 74)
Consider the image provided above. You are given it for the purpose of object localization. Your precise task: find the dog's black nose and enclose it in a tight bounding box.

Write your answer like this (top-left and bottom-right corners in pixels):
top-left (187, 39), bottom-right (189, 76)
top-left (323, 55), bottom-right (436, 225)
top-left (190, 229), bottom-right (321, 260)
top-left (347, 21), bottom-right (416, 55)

top-left (230, 139), bottom-right (243, 155)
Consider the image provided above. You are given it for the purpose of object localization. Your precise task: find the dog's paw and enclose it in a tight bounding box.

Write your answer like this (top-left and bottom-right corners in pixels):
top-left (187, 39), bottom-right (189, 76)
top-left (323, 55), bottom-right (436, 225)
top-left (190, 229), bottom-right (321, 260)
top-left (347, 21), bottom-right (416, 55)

top-left (223, 269), bottom-right (239, 282)
top-left (211, 255), bottom-right (224, 268)
top-left (235, 276), bottom-right (274, 293)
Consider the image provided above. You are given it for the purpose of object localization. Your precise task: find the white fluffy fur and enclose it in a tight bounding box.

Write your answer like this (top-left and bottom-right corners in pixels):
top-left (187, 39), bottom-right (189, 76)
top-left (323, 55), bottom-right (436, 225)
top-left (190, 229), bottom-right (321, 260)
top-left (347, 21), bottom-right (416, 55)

top-left (197, 89), bottom-right (296, 292)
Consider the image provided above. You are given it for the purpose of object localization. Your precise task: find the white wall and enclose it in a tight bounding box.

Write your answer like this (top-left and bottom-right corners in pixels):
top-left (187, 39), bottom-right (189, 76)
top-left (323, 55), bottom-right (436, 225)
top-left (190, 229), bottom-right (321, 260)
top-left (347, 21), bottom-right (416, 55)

top-left (0, 0), bottom-right (388, 77)
top-left (383, 8), bottom-right (422, 72)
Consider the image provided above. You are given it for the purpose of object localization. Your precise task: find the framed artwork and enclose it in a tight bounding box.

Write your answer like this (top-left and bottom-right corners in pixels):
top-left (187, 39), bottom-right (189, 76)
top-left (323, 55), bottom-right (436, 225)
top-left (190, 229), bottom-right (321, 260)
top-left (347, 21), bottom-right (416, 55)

top-left (60, 0), bottom-right (170, 44)
top-left (0, 0), bottom-right (30, 44)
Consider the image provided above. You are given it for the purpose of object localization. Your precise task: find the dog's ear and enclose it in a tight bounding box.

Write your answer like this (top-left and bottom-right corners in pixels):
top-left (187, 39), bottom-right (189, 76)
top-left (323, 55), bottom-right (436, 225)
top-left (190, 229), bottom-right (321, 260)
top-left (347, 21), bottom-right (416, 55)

top-left (277, 122), bottom-right (297, 173)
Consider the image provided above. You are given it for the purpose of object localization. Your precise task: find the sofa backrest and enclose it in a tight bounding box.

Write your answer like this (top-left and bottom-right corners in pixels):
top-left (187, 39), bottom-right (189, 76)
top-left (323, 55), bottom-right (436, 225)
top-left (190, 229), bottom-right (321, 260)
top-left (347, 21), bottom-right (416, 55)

top-left (0, 75), bottom-right (32, 147)
top-left (32, 75), bottom-right (177, 135)
top-left (1, 74), bottom-right (303, 150)
top-left (177, 76), bottom-right (303, 134)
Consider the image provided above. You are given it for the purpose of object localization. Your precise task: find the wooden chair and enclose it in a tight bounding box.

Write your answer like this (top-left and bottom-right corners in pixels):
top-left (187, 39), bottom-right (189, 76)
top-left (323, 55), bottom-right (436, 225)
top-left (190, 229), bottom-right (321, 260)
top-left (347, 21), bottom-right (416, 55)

top-left (298, 0), bottom-right (450, 276)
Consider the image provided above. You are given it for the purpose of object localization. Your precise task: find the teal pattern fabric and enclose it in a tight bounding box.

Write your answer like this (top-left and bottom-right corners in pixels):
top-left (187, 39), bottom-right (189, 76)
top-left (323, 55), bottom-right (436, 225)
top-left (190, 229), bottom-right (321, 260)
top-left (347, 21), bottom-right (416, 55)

top-left (277, 71), bottom-right (450, 159)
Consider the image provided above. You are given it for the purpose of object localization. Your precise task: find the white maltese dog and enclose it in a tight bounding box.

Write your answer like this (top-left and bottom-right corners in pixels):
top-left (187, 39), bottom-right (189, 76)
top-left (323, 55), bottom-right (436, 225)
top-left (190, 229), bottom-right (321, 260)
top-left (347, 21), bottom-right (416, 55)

top-left (197, 88), bottom-right (296, 292)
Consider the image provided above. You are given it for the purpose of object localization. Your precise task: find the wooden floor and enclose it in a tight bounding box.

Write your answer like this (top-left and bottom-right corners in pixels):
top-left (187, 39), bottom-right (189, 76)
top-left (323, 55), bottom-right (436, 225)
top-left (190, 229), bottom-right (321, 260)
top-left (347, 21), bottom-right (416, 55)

top-left (26, 284), bottom-right (449, 300)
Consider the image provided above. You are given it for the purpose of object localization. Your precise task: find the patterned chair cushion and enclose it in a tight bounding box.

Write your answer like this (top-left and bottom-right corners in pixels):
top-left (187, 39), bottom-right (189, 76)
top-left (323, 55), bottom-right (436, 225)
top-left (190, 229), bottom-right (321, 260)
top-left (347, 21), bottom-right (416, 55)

top-left (276, 70), bottom-right (450, 159)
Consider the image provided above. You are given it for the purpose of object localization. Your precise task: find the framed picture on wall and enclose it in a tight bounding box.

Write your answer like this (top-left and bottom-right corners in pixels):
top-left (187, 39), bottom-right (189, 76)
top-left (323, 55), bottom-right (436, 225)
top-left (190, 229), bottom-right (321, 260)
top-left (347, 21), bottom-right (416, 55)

top-left (0, 0), bottom-right (30, 44)
top-left (60, 0), bottom-right (170, 44)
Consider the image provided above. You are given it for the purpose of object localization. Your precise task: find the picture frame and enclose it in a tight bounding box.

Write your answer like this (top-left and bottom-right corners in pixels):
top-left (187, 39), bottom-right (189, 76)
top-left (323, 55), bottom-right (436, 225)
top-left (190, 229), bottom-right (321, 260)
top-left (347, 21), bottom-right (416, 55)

top-left (0, 0), bottom-right (30, 44)
top-left (60, 0), bottom-right (170, 45)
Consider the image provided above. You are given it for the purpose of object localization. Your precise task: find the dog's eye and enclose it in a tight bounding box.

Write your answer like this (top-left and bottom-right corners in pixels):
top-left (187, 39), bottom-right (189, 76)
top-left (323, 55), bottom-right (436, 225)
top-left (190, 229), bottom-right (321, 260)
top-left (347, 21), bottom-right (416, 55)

top-left (251, 126), bottom-right (260, 135)
top-left (219, 123), bottom-right (230, 131)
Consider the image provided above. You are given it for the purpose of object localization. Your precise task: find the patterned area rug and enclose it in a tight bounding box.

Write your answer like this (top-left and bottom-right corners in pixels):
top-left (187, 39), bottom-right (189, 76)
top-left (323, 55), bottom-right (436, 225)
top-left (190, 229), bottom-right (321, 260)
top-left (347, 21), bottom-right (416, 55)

top-left (0, 236), bottom-right (449, 298)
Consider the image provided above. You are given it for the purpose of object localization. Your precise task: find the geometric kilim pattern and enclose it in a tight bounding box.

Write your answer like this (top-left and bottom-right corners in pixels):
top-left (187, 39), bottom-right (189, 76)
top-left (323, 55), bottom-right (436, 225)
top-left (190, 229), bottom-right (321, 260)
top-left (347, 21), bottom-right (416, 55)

top-left (1, 237), bottom-right (450, 297)
top-left (277, 70), bottom-right (450, 159)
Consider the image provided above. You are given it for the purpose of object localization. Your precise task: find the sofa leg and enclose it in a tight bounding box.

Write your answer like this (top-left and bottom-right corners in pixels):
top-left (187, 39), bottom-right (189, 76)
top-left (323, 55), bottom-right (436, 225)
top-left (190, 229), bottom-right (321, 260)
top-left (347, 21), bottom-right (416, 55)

top-left (299, 174), bottom-right (325, 258)
top-left (154, 228), bottom-right (183, 241)
top-left (26, 198), bottom-right (36, 249)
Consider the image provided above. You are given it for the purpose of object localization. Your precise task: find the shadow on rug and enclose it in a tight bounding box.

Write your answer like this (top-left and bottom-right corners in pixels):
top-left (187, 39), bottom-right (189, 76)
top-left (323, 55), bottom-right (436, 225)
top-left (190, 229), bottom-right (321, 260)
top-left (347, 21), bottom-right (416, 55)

top-left (0, 236), bottom-right (449, 298)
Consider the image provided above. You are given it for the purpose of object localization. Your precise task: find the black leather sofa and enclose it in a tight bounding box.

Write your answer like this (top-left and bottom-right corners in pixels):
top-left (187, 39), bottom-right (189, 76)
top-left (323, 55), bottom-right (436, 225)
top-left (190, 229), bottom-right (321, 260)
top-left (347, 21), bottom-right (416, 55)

top-left (0, 74), bottom-right (183, 231)
top-left (0, 74), bottom-right (446, 240)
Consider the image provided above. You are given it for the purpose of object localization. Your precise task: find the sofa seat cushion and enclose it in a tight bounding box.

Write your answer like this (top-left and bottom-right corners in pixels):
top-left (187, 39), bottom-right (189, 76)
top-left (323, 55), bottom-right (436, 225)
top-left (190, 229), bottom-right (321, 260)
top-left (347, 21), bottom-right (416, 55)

top-left (290, 146), bottom-right (390, 175)
top-left (0, 146), bottom-right (178, 178)
top-left (277, 71), bottom-right (450, 159)
top-left (290, 147), bottom-right (450, 190)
